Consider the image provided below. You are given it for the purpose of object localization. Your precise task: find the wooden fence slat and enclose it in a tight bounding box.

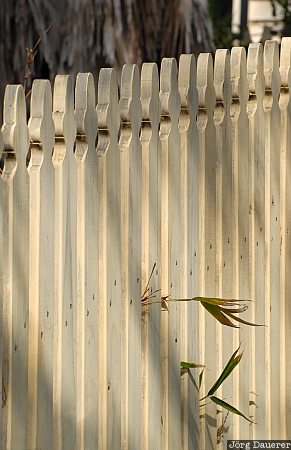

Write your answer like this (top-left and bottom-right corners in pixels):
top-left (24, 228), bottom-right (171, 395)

top-left (178, 53), bottom-right (199, 450)
top-left (263, 40), bottom-right (281, 438)
top-left (247, 43), bottom-right (265, 439)
top-left (279, 36), bottom-right (291, 439)
top-left (0, 130), bottom-right (3, 446)
top-left (52, 75), bottom-right (77, 450)
top-left (0, 134), bottom-right (17, 450)
top-left (140, 62), bottom-right (161, 450)
top-left (27, 79), bottom-right (55, 450)
top-left (214, 48), bottom-right (237, 446)
top-left (119, 64), bottom-right (142, 450)
top-left (75, 72), bottom-right (99, 450)
top-left (196, 53), bottom-right (217, 450)
top-left (75, 72), bottom-right (98, 450)
top-left (159, 57), bottom-right (182, 450)
top-left (0, 129), bottom-right (17, 450)
top-left (96, 68), bottom-right (121, 450)
top-left (1, 85), bottom-right (29, 449)
top-left (230, 46), bottom-right (251, 441)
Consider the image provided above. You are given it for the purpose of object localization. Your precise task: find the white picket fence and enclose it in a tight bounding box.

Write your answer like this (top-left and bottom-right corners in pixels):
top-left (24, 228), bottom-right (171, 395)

top-left (0, 39), bottom-right (290, 450)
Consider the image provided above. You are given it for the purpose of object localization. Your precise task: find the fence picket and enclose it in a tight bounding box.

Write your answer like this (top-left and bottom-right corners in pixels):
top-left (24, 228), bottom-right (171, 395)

top-left (196, 53), bottom-right (217, 450)
top-left (279, 37), bottom-right (291, 439)
top-left (0, 128), bottom-right (17, 450)
top-left (1, 85), bottom-right (29, 449)
top-left (74, 72), bottom-right (98, 450)
top-left (96, 68), bottom-right (121, 450)
top-left (119, 64), bottom-right (142, 450)
top-left (178, 53), bottom-right (199, 450)
top-left (263, 40), bottom-right (281, 438)
top-left (247, 43), bottom-right (265, 438)
top-left (0, 130), bottom-right (3, 445)
top-left (27, 80), bottom-right (55, 450)
top-left (159, 57), bottom-right (182, 450)
top-left (52, 75), bottom-right (77, 449)
top-left (230, 46), bottom-right (251, 441)
top-left (140, 62), bottom-right (161, 450)
top-left (214, 49), bottom-right (236, 446)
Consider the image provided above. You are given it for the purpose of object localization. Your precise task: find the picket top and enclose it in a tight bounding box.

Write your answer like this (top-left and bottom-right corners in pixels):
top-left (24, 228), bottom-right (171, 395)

top-left (75, 72), bottom-right (97, 153)
top-left (230, 47), bottom-right (249, 105)
top-left (214, 49), bottom-right (231, 108)
top-left (279, 37), bottom-right (291, 88)
top-left (178, 54), bottom-right (197, 128)
top-left (28, 80), bottom-right (55, 155)
top-left (119, 64), bottom-right (142, 127)
top-left (160, 58), bottom-right (181, 123)
top-left (97, 68), bottom-right (120, 156)
top-left (0, 137), bottom-right (16, 183)
top-left (197, 53), bottom-right (215, 113)
top-left (2, 85), bottom-right (29, 156)
top-left (247, 43), bottom-right (265, 100)
top-left (140, 63), bottom-right (160, 128)
top-left (264, 41), bottom-right (280, 97)
top-left (53, 75), bottom-right (76, 152)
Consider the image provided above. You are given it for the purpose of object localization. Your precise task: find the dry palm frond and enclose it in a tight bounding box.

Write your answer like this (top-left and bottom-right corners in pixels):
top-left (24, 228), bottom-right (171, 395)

top-left (0, 0), bottom-right (214, 112)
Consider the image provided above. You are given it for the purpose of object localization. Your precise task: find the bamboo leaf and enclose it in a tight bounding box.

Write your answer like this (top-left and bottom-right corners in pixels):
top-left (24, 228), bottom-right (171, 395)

top-left (201, 302), bottom-right (239, 328)
top-left (193, 296), bottom-right (248, 306)
top-left (192, 296), bottom-right (230, 306)
top-left (221, 308), bottom-right (265, 327)
top-left (210, 396), bottom-right (253, 423)
top-left (180, 361), bottom-right (205, 369)
top-left (207, 346), bottom-right (242, 396)
top-left (221, 305), bottom-right (248, 314)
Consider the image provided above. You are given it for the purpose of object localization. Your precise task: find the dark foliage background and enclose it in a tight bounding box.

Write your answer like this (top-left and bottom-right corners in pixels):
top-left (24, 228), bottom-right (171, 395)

top-left (0, 0), bottom-right (215, 109)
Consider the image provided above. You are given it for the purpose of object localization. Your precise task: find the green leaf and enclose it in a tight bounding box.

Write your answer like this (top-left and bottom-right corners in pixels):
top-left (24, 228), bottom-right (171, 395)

top-left (193, 296), bottom-right (248, 307)
top-left (180, 361), bottom-right (205, 369)
top-left (199, 369), bottom-right (204, 390)
top-left (207, 346), bottom-right (242, 396)
top-left (221, 305), bottom-right (248, 314)
top-left (221, 308), bottom-right (265, 327)
top-left (210, 396), bottom-right (253, 423)
top-left (201, 302), bottom-right (239, 328)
